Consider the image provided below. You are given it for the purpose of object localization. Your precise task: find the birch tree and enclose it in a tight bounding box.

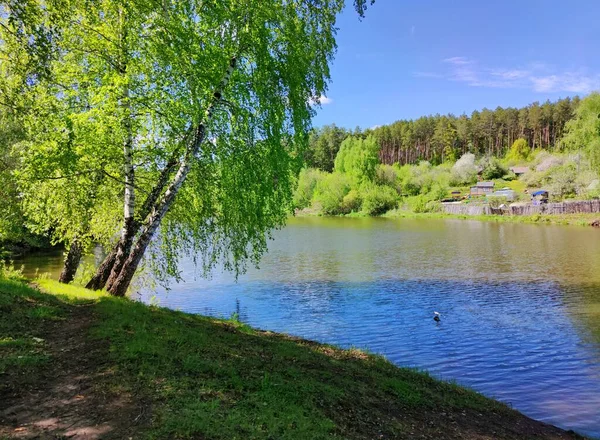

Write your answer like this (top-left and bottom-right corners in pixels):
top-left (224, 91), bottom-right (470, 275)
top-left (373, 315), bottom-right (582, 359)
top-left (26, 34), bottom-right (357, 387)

top-left (2, 0), bottom-right (375, 295)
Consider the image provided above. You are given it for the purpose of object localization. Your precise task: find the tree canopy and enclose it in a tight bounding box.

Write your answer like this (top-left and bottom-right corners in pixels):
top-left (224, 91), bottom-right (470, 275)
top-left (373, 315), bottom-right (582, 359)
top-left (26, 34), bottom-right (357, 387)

top-left (1, 0), bottom-right (373, 294)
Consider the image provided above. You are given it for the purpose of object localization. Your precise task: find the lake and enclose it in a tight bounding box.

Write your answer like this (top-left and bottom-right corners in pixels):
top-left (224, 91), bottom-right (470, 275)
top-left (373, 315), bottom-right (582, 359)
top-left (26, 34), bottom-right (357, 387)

top-left (15, 217), bottom-right (600, 437)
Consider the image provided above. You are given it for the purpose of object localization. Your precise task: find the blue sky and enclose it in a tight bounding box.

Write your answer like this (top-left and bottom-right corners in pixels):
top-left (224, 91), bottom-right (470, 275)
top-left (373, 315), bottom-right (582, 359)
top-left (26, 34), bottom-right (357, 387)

top-left (312, 0), bottom-right (600, 129)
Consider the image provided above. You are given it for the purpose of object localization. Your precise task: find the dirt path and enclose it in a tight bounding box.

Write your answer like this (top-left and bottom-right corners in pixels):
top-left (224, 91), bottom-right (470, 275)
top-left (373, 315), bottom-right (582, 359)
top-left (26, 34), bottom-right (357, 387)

top-left (0, 305), bottom-right (147, 439)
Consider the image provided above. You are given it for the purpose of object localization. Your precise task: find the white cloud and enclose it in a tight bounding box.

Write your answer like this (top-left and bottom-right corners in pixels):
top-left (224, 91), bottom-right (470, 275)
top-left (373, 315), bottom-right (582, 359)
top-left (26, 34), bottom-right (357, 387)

top-left (410, 25), bottom-right (416, 37)
top-left (489, 69), bottom-right (529, 80)
top-left (308, 95), bottom-right (333, 106)
top-left (419, 57), bottom-right (600, 93)
top-left (443, 56), bottom-right (472, 66)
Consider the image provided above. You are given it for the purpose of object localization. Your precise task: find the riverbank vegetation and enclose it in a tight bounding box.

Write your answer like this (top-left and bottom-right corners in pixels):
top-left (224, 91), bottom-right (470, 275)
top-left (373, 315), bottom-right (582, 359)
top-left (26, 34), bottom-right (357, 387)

top-left (295, 94), bottom-right (600, 219)
top-left (0, 271), bottom-right (586, 439)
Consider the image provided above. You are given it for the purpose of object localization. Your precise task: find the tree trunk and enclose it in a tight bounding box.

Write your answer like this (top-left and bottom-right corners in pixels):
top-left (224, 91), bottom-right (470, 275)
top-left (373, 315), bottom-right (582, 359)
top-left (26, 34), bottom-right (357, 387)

top-left (85, 247), bottom-right (117, 289)
top-left (105, 216), bottom-right (136, 291)
top-left (59, 240), bottom-right (83, 284)
top-left (86, 154), bottom-right (180, 290)
top-left (107, 56), bottom-right (237, 297)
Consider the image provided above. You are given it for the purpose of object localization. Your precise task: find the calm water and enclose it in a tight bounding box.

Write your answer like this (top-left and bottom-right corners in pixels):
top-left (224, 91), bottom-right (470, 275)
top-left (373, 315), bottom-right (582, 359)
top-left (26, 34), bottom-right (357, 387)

top-left (15, 218), bottom-right (600, 437)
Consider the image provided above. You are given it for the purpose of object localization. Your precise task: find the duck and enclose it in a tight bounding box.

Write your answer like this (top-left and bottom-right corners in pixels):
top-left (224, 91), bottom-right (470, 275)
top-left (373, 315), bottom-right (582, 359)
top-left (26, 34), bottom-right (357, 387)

top-left (433, 311), bottom-right (441, 322)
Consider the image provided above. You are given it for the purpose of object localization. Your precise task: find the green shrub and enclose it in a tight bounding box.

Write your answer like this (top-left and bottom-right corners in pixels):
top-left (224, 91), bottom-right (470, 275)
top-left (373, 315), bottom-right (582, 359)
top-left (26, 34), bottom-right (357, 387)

top-left (480, 157), bottom-right (507, 180)
top-left (334, 135), bottom-right (379, 183)
top-left (406, 195), bottom-right (439, 213)
top-left (293, 168), bottom-right (325, 209)
top-left (375, 164), bottom-right (401, 193)
top-left (545, 163), bottom-right (578, 200)
top-left (360, 184), bottom-right (398, 215)
top-left (427, 183), bottom-right (448, 201)
top-left (0, 261), bottom-right (24, 281)
top-left (506, 138), bottom-right (531, 162)
top-left (487, 196), bottom-right (508, 208)
top-left (313, 173), bottom-right (352, 215)
top-left (341, 189), bottom-right (362, 213)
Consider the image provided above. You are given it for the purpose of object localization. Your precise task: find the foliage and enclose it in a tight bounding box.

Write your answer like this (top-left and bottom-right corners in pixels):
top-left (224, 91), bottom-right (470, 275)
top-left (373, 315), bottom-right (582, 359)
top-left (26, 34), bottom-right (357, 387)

top-left (375, 164), bottom-right (402, 193)
top-left (480, 157), bottom-right (508, 180)
top-left (305, 125), bottom-right (349, 172)
top-left (0, 110), bottom-right (48, 252)
top-left (293, 168), bottom-right (325, 210)
top-left (2, 0), bottom-right (357, 288)
top-left (544, 163), bottom-right (578, 200)
top-left (357, 97), bottom-right (580, 166)
top-left (0, 261), bottom-right (24, 281)
top-left (313, 173), bottom-right (352, 215)
top-left (563, 92), bottom-right (600, 172)
top-left (487, 196), bottom-right (508, 209)
top-left (405, 195), bottom-right (439, 213)
top-left (360, 184), bottom-right (398, 216)
top-left (341, 189), bottom-right (362, 213)
top-left (451, 153), bottom-right (478, 185)
top-left (334, 135), bottom-right (380, 183)
top-left (506, 138), bottom-right (531, 162)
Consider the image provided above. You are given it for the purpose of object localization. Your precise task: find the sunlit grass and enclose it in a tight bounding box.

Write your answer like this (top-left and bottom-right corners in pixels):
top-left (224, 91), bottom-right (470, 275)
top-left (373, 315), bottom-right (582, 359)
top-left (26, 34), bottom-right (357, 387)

top-left (35, 278), bottom-right (107, 303)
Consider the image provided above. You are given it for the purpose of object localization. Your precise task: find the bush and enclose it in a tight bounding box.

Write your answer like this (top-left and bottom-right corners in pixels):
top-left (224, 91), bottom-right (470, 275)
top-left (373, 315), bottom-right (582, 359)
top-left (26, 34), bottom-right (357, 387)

top-left (545, 163), bottom-right (578, 200)
top-left (487, 196), bottom-right (508, 208)
top-left (405, 195), bottom-right (440, 213)
top-left (360, 184), bottom-right (398, 216)
top-left (396, 164), bottom-right (420, 196)
top-left (341, 189), bottom-right (362, 213)
top-left (427, 183), bottom-right (448, 201)
top-left (534, 152), bottom-right (563, 172)
top-left (293, 168), bottom-right (325, 209)
top-left (375, 164), bottom-right (401, 193)
top-left (451, 153), bottom-right (478, 185)
top-left (506, 138), bottom-right (531, 162)
top-left (521, 169), bottom-right (544, 187)
top-left (313, 173), bottom-right (352, 215)
top-left (480, 157), bottom-right (507, 180)
top-left (0, 261), bottom-right (24, 281)
top-left (334, 135), bottom-right (379, 183)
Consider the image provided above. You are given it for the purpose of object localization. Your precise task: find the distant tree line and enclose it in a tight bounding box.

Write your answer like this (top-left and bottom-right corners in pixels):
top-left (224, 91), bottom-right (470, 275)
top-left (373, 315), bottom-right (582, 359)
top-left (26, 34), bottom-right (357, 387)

top-left (305, 97), bottom-right (581, 170)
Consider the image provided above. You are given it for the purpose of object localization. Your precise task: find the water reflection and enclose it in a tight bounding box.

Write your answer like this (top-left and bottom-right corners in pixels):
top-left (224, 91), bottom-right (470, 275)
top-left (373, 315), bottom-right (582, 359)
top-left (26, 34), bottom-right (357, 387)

top-left (13, 217), bottom-right (600, 437)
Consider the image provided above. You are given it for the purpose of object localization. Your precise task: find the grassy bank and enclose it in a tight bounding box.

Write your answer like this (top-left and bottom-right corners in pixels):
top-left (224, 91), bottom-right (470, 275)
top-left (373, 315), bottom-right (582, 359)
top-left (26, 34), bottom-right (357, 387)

top-left (0, 277), bottom-right (588, 439)
top-left (382, 209), bottom-right (600, 227)
top-left (296, 208), bottom-right (600, 227)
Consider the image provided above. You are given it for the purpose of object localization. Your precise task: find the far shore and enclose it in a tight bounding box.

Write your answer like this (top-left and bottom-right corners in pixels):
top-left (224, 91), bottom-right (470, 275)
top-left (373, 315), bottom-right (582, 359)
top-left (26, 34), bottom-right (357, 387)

top-left (294, 209), bottom-right (600, 227)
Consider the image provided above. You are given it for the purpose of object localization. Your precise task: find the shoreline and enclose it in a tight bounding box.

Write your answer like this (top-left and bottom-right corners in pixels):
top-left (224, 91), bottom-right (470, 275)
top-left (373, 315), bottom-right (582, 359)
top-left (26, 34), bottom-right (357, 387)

top-left (0, 277), bottom-right (593, 439)
top-left (295, 209), bottom-right (600, 227)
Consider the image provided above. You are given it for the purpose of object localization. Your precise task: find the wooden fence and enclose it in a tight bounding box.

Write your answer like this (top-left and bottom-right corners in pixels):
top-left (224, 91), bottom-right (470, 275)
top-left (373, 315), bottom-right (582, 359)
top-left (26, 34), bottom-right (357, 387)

top-left (441, 200), bottom-right (600, 217)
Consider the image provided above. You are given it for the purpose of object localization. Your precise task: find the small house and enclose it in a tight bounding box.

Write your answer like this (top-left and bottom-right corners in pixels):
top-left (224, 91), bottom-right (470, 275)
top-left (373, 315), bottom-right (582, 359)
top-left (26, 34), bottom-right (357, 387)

top-left (470, 181), bottom-right (495, 196)
top-left (509, 166), bottom-right (529, 177)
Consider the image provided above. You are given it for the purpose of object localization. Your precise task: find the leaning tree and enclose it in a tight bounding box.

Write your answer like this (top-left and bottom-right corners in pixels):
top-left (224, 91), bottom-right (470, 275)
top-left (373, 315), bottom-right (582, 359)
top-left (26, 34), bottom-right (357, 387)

top-left (1, 0), bottom-right (375, 295)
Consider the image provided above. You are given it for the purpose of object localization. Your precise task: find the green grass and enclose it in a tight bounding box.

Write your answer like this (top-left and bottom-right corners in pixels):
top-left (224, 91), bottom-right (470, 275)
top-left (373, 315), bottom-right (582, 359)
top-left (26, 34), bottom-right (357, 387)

top-left (383, 209), bottom-right (598, 226)
top-left (0, 278), bottom-right (60, 375)
top-left (1, 278), bottom-right (580, 439)
top-left (0, 277), bottom-right (105, 376)
top-left (89, 294), bottom-right (508, 438)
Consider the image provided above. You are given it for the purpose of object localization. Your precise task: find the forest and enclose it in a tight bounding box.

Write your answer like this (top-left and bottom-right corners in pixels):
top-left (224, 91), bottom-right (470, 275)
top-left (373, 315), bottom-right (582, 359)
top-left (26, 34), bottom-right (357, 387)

top-left (296, 94), bottom-right (600, 217)
top-left (305, 97), bottom-right (581, 172)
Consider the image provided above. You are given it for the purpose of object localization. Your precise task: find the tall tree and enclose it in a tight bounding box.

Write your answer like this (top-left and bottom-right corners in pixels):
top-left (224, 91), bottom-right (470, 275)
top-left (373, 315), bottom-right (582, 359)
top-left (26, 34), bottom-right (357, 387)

top-left (3, 0), bottom-right (375, 295)
top-left (563, 92), bottom-right (600, 172)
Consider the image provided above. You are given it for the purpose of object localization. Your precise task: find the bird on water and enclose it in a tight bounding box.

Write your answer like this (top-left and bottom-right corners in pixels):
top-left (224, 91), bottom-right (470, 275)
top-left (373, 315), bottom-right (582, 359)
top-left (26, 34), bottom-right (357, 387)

top-left (433, 311), bottom-right (441, 322)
